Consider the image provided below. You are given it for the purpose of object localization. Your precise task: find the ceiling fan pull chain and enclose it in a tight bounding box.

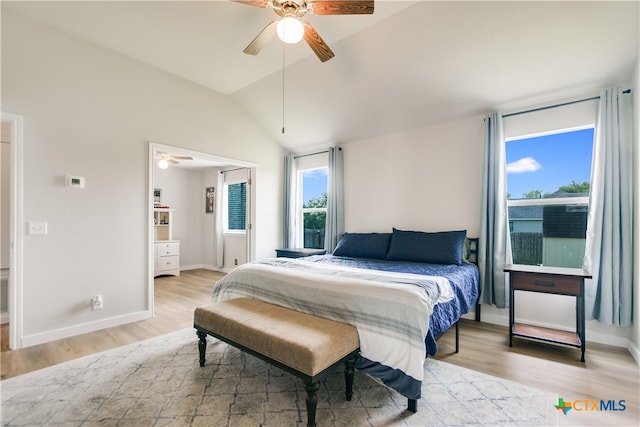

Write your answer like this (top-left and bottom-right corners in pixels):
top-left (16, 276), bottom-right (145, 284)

top-left (282, 40), bottom-right (286, 134)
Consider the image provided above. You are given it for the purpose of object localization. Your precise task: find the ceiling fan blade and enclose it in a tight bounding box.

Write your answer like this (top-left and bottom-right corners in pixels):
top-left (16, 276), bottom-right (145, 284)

top-left (309, 0), bottom-right (374, 15)
top-left (303, 22), bottom-right (334, 62)
top-left (243, 21), bottom-right (278, 55)
top-left (232, 0), bottom-right (271, 8)
top-left (172, 156), bottom-right (193, 160)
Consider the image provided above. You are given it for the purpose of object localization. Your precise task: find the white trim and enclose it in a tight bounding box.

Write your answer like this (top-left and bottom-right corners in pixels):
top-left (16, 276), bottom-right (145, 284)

top-left (508, 197), bottom-right (589, 207)
top-left (2, 112), bottom-right (23, 349)
top-left (223, 231), bottom-right (247, 237)
top-left (21, 310), bottom-right (152, 348)
top-left (178, 264), bottom-right (223, 272)
top-left (505, 124), bottom-right (595, 143)
top-left (147, 143), bottom-right (155, 317)
top-left (628, 339), bottom-right (640, 366)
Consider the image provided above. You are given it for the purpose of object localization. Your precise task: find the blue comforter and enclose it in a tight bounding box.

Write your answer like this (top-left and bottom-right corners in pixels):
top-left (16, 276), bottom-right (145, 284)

top-left (302, 255), bottom-right (480, 356)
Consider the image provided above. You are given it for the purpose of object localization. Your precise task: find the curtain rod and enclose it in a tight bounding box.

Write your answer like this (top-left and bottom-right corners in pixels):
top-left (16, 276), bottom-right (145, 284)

top-left (293, 146), bottom-right (342, 160)
top-left (504, 89), bottom-right (631, 118)
top-left (294, 150), bottom-right (328, 160)
top-left (220, 167), bottom-right (247, 174)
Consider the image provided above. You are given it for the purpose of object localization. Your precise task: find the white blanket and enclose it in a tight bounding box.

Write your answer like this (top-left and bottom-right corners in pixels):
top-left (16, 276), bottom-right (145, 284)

top-left (212, 258), bottom-right (453, 394)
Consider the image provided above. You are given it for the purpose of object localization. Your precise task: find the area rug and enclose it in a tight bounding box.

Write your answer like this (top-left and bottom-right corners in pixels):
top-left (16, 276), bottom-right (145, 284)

top-left (1, 328), bottom-right (558, 426)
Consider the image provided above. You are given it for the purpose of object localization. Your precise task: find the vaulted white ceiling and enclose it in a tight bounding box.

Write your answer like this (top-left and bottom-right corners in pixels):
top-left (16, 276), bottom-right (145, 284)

top-left (4, 1), bottom-right (639, 153)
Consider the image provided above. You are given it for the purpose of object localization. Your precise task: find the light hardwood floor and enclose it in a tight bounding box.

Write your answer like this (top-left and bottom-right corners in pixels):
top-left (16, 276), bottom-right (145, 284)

top-left (1, 269), bottom-right (638, 426)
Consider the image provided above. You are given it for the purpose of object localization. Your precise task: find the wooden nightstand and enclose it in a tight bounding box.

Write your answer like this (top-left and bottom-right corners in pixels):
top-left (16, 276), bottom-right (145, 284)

top-left (504, 264), bottom-right (592, 362)
top-left (275, 248), bottom-right (327, 258)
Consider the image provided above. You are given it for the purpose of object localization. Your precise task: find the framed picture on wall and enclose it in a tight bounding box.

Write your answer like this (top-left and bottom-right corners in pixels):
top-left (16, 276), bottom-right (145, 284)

top-left (206, 187), bottom-right (215, 214)
top-left (154, 188), bottom-right (161, 206)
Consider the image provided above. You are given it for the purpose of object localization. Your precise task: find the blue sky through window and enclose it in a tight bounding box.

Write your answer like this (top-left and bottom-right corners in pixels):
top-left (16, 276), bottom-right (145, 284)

top-left (506, 128), bottom-right (594, 199)
top-left (302, 168), bottom-right (328, 205)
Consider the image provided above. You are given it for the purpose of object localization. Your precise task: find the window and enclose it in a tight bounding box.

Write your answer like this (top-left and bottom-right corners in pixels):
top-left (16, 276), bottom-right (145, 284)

top-left (506, 128), bottom-right (593, 267)
top-left (225, 182), bottom-right (246, 232)
top-left (299, 168), bottom-right (328, 249)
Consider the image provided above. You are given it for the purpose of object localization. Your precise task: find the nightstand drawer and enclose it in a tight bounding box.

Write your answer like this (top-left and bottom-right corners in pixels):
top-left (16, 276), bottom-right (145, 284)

top-left (157, 255), bottom-right (179, 271)
top-left (157, 242), bottom-right (179, 256)
top-left (511, 271), bottom-right (581, 295)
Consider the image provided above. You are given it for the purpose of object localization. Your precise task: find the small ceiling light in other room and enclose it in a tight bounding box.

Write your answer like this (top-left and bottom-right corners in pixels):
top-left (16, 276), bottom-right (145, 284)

top-left (158, 159), bottom-right (169, 169)
top-left (277, 17), bottom-right (304, 44)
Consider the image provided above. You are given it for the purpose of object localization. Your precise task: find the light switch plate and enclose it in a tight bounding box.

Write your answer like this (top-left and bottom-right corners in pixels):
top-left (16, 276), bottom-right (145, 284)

top-left (27, 221), bottom-right (47, 235)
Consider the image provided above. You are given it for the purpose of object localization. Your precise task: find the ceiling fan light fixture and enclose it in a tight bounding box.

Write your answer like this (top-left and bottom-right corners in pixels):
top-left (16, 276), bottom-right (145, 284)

top-left (158, 159), bottom-right (169, 169)
top-left (276, 17), bottom-right (304, 44)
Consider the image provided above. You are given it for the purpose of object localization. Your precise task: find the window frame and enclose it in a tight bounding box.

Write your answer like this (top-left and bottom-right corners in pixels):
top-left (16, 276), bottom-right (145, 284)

top-left (505, 125), bottom-right (594, 267)
top-left (223, 180), bottom-right (247, 235)
top-left (296, 165), bottom-right (328, 249)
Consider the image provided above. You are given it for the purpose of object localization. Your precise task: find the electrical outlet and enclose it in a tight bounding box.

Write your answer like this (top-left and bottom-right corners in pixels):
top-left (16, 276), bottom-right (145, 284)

top-left (91, 295), bottom-right (103, 310)
top-left (234, 259), bottom-right (238, 265)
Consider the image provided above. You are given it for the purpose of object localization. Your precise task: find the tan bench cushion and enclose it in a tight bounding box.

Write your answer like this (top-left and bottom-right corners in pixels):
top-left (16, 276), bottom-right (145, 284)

top-left (194, 298), bottom-right (359, 376)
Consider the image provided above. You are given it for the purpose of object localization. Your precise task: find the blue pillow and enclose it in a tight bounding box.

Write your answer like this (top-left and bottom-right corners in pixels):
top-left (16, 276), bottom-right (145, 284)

top-left (333, 233), bottom-right (392, 260)
top-left (386, 228), bottom-right (467, 265)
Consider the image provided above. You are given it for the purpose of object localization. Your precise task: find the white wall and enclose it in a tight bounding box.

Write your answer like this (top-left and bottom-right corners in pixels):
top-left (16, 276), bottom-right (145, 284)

top-left (343, 117), bottom-right (484, 236)
top-left (342, 109), bottom-right (634, 350)
top-left (1, 9), bottom-right (285, 347)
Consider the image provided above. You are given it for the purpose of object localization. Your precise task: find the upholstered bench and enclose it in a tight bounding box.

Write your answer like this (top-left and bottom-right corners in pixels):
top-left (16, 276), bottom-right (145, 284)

top-left (194, 298), bottom-right (360, 427)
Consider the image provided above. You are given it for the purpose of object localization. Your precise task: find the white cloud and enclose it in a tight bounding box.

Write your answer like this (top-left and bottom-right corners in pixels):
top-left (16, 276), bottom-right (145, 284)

top-left (506, 157), bottom-right (541, 174)
top-left (303, 168), bottom-right (327, 178)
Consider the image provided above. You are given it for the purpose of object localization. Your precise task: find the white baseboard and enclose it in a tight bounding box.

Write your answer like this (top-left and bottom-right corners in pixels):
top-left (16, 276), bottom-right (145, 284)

top-left (1, 311), bottom-right (8, 324)
top-left (19, 310), bottom-right (152, 349)
top-left (627, 339), bottom-right (640, 365)
top-left (179, 264), bottom-right (224, 273)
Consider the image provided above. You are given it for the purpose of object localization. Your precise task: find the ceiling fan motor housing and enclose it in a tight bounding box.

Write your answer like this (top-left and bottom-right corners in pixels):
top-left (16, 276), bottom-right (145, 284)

top-left (236, 0), bottom-right (374, 62)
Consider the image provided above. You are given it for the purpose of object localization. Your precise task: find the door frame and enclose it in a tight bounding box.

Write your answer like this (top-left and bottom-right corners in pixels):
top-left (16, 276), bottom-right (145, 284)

top-left (147, 142), bottom-right (256, 315)
top-left (2, 111), bottom-right (24, 350)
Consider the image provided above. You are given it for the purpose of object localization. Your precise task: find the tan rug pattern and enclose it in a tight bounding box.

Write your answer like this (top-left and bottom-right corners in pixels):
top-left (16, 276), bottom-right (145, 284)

top-left (1, 329), bottom-right (558, 426)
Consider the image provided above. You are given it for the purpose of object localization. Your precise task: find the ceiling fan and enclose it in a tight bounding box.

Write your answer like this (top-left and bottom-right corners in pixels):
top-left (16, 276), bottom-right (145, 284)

top-left (154, 152), bottom-right (193, 168)
top-left (235, 0), bottom-right (375, 62)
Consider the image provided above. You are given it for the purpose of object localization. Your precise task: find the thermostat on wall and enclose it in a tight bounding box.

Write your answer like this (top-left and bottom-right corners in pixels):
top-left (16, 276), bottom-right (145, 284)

top-left (65, 175), bottom-right (85, 189)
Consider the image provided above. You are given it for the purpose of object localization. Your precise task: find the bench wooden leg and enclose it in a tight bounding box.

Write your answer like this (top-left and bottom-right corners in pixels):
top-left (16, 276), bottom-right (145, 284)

top-left (408, 398), bottom-right (417, 413)
top-left (304, 381), bottom-right (320, 427)
top-left (344, 357), bottom-right (355, 401)
top-left (197, 330), bottom-right (207, 367)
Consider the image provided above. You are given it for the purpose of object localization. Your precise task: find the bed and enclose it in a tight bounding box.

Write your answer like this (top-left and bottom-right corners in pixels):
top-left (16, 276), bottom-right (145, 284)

top-left (211, 228), bottom-right (480, 401)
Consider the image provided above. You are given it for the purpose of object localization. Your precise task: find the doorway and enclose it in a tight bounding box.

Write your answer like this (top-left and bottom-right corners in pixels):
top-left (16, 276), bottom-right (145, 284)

top-left (148, 142), bottom-right (256, 314)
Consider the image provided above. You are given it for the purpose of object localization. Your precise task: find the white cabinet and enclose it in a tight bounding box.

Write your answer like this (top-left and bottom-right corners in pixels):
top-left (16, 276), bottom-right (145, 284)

top-left (154, 208), bottom-right (180, 277)
top-left (154, 240), bottom-right (180, 277)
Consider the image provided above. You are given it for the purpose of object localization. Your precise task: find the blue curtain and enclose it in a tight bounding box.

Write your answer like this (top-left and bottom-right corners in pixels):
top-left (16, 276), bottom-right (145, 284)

top-left (283, 154), bottom-right (297, 248)
top-left (325, 147), bottom-right (344, 252)
top-left (479, 113), bottom-right (511, 308)
top-left (583, 88), bottom-right (633, 326)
